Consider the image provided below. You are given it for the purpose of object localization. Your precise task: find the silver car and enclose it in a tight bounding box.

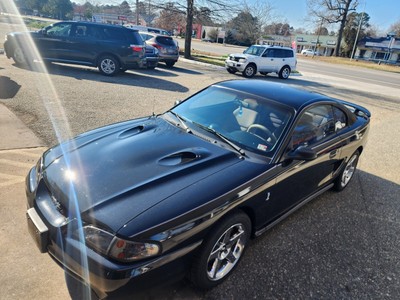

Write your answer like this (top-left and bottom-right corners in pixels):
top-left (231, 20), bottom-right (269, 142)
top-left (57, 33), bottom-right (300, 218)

top-left (139, 32), bottom-right (179, 68)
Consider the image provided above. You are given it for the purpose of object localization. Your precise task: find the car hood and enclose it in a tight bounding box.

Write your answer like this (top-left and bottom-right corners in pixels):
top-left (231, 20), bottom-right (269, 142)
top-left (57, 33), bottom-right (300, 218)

top-left (8, 30), bottom-right (39, 37)
top-left (41, 116), bottom-right (242, 231)
top-left (228, 53), bottom-right (258, 59)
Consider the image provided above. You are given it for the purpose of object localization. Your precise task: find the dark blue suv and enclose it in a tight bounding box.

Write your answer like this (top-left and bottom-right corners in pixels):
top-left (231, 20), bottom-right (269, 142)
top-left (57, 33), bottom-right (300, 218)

top-left (4, 21), bottom-right (146, 76)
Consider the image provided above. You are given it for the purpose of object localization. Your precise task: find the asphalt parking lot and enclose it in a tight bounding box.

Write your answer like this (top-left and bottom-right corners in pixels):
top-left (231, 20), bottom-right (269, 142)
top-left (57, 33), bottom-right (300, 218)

top-left (0, 44), bottom-right (400, 300)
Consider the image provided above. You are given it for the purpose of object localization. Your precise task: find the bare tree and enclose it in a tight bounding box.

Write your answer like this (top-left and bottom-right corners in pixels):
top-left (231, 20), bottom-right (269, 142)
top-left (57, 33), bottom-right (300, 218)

top-left (388, 20), bottom-right (400, 37)
top-left (307, 0), bottom-right (358, 56)
top-left (241, 0), bottom-right (274, 31)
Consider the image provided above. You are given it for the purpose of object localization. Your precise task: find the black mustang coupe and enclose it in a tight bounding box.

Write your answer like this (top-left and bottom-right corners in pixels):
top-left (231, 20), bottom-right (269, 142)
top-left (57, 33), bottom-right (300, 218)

top-left (26, 80), bottom-right (370, 298)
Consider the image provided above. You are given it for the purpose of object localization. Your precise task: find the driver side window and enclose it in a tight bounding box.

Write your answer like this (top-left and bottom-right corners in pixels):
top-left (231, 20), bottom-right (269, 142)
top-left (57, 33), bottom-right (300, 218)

top-left (292, 105), bottom-right (335, 149)
top-left (263, 49), bottom-right (274, 58)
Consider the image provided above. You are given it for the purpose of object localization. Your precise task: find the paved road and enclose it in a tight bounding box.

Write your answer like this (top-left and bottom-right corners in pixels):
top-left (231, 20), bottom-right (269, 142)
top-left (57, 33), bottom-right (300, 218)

top-left (1, 40), bottom-right (400, 300)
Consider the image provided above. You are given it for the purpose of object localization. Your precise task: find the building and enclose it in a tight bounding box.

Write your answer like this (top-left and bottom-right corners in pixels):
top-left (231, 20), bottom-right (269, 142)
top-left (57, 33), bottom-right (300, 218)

top-left (355, 36), bottom-right (400, 64)
top-left (292, 34), bottom-right (337, 56)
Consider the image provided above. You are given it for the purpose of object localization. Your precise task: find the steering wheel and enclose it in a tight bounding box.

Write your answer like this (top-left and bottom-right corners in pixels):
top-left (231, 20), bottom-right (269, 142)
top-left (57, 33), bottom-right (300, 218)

top-left (247, 124), bottom-right (276, 144)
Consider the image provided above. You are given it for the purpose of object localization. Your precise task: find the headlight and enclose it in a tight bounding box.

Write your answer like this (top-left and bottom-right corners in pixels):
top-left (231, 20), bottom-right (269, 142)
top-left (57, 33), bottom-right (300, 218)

top-left (239, 58), bottom-right (247, 63)
top-left (28, 158), bottom-right (42, 192)
top-left (82, 226), bottom-right (160, 262)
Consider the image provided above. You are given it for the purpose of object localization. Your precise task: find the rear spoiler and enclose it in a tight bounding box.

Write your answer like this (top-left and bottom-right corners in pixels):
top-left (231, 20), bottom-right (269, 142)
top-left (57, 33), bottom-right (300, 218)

top-left (338, 100), bottom-right (371, 118)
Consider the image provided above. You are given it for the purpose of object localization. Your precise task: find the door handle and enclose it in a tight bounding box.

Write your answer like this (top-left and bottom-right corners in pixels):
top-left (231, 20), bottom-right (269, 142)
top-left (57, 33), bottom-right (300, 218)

top-left (329, 150), bottom-right (337, 159)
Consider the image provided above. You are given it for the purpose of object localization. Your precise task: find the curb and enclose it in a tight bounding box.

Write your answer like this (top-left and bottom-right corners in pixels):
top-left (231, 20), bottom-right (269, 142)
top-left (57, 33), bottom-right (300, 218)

top-left (179, 57), bottom-right (225, 70)
top-left (0, 103), bottom-right (44, 150)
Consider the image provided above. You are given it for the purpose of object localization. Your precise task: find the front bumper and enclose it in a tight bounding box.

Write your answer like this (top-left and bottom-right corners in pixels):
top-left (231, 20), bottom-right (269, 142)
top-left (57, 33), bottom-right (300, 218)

top-left (25, 168), bottom-right (202, 295)
top-left (225, 60), bottom-right (246, 72)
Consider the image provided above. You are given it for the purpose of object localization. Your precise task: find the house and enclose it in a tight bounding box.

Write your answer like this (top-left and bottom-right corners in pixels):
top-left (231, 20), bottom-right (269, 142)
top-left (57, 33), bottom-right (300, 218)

top-left (355, 36), bottom-right (400, 64)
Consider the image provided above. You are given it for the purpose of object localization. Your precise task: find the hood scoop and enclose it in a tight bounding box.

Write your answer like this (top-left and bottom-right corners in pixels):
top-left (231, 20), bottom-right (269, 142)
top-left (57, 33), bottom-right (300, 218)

top-left (118, 125), bottom-right (146, 139)
top-left (158, 150), bottom-right (203, 166)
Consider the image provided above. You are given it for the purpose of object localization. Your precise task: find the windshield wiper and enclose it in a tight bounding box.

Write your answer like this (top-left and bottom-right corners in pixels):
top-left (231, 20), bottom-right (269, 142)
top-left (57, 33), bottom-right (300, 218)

top-left (168, 110), bottom-right (191, 133)
top-left (192, 122), bottom-right (245, 156)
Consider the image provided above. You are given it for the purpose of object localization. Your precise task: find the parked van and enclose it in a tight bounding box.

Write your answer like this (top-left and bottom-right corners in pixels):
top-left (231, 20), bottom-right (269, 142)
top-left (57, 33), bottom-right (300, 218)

top-left (125, 25), bottom-right (170, 36)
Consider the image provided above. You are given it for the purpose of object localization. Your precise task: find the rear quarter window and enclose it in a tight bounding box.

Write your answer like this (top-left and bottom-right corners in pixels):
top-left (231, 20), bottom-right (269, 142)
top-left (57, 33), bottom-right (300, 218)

top-left (125, 30), bottom-right (143, 44)
top-left (275, 49), bottom-right (294, 58)
top-left (100, 28), bottom-right (127, 41)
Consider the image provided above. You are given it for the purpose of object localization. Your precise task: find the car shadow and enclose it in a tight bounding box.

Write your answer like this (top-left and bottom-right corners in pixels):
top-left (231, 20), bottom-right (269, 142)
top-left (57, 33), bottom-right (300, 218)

top-left (105, 170), bottom-right (400, 299)
top-left (157, 63), bottom-right (204, 75)
top-left (12, 62), bottom-right (190, 93)
top-left (0, 76), bottom-right (21, 99)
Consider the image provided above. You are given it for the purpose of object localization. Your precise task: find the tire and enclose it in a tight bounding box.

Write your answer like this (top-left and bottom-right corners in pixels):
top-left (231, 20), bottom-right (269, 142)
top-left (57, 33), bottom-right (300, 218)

top-left (334, 150), bottom-right (360, 191)
top-left (278, 66), bottom-right (291, 79)
top-left (165, 61), bottom-right (175, 68)
top-left (65, 273), bottom-right (99, 300)
top-left (12, 46), bottom-right (28, 66)
top-left (242, 64), bottom-right (256, 78)
top-left (190, 212), bottom-right (251, 289)
top-left (260, 72), bottom-right (269, 76)
top-left (227, 67), bottom-right (236, 74)
top-left (98, 55), bottom-right (120, 76)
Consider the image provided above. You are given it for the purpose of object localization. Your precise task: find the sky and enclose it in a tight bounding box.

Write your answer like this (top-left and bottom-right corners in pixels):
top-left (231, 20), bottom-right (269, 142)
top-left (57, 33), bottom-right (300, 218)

top-left (74, 0), bottom-right (400, 33)
top-left (268, 0), bottom-right (399, 33)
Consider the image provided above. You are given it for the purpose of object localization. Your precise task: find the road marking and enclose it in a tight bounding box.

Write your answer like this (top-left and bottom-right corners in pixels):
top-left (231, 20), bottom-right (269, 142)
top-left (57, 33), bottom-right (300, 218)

top-left (0, 159), bottom-right (33, 169)
top-left (10, 149), bottom-right (45, 158)
top-left (0, 173), bottom-right (25, 187)
top-left (0, 148), bottom-right (45, 188)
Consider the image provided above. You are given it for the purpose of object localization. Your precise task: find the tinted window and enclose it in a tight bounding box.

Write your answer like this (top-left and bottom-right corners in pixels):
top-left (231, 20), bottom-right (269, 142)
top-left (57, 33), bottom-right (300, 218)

top-left (156, 36), bottom-right (176, 46)
top-left (264, 49), bottom-right (275, 57)
top-left (274, 49), bottom-right (294, 58)
top-left (333, 106), bottom-right (347, 131)
top-left (101, 28), bottom-right (127, 41)
top-left (292, 105), bottom-right (335, 148)
top-left (72, 25), bottom-right (87, 37)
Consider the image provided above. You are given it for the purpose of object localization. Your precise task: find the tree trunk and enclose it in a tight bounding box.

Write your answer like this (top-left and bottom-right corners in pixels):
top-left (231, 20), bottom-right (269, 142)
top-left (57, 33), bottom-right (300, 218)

top-left (334, 0), bottom-right (352, 57)
top-left (184, 0), bottom-right (194, 59)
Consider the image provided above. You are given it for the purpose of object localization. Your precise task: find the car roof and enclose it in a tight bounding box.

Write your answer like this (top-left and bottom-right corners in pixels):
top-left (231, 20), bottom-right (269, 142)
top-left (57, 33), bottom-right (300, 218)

top-left (251, 45), bottom-right (293, 50)
top-left (214, 80), bottom-right (333, 111)
top-left (54, 21), bottom-right (131, 30)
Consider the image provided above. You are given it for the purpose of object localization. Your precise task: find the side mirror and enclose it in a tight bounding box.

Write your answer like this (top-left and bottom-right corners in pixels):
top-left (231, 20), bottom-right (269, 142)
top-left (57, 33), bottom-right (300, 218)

top-left (174, 99), bottom-right (181, 105)
top-left (287, 146), bottom-right (317, 161)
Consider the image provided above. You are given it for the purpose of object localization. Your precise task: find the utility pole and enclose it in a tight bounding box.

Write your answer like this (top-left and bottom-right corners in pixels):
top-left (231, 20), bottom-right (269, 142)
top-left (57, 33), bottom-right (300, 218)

top-left (136, 0), bottom-right (139, 25)
top-left (350, 1), bottom-right (366, 61)
top-left (313, 18), bottom-right (324, 58)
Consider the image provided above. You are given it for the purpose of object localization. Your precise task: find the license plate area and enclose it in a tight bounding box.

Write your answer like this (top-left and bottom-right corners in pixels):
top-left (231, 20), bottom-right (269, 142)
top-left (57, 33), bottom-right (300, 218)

top-left (27, 208), bottom-right (49, 253)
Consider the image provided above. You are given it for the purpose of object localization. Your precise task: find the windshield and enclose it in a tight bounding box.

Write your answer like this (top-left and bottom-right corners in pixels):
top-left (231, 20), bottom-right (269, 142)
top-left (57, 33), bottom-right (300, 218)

top-left (171, 86), bottom-right (293, 156)
top-left (243, 45), bottom-right (266, 56)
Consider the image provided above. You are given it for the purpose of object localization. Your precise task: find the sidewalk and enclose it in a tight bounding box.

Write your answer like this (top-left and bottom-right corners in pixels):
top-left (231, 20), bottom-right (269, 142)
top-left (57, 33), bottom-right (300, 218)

top-left (0, 103), bottom-right (43, 150)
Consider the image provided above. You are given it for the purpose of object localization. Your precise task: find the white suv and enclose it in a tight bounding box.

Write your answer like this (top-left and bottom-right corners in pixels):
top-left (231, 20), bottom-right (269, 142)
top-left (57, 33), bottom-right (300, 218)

top-left (225, 45), bottom-right (297, 79)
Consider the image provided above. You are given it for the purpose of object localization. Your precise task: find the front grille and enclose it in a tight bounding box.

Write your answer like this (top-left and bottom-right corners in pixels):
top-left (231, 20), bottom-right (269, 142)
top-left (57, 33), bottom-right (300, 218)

top-left (50, 195), bottom-right (66, 216)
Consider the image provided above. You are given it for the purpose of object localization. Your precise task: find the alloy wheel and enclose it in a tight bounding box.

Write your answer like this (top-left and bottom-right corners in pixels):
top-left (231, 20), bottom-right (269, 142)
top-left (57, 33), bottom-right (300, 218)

top-left (206, 223), bottom-right (246, 281)
top-left (341, 154), bottom-right (357, 187)
top-left (100, 58), bottom-right (116, 75)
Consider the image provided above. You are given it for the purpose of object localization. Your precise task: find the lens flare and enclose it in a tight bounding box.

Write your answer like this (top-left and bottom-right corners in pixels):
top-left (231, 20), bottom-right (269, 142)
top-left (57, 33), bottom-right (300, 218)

top-left (2, 1), bottom-right (92, 292)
